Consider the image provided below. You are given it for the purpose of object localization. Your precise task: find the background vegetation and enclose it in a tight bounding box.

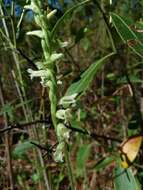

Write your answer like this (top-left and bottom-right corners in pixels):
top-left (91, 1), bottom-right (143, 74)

top-left (0, 0), bottom-right (143, 189)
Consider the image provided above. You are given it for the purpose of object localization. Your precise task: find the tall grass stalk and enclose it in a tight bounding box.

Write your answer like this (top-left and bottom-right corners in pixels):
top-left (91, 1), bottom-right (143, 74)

top-left (0, 79), bottom-right (14, 189)
top-left (65, 144), bottom-right (75, 190)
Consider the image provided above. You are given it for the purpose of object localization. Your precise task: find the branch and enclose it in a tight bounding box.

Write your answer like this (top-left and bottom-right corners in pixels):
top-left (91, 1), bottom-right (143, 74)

top-left (0, 119), bottom-right (121, 142)
top-left (65, 124), bottom-right (121, 142)
top-left (92, 0), bottom-right (117, 53)
top-left (16, 48), bottom-right (38, 69)
top-left (121, 56), bottom-right (143, 131)
top-left (0, 119), bottom-right (51, 134)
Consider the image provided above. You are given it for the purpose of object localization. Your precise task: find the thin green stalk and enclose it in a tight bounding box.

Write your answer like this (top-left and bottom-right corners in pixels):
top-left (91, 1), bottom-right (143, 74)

top-left (11, 70), bottom-right (28, 119)
top-left (0, 5), bottom-right (29, 121)
top-left (32, 123), bottom-right (52, 190)
top-left (27, 100), bottom-right (51, 189)
top-left (65, 144), bottom-right (75, 190)
top-left (10, 1), bottom-right (16, 47)
top-left (16, 0), bottom-right (29, 38)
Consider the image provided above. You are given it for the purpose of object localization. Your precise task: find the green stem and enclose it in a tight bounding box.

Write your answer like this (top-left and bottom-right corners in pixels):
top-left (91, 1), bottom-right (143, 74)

top-left (0, 5), bottom-right (29, 121)
top-left (65, 144), bottom-right (75, 190)
top-left (34, 0), bottom-right (58, 130)
top-left (47, 78), bottom-right (57, 130)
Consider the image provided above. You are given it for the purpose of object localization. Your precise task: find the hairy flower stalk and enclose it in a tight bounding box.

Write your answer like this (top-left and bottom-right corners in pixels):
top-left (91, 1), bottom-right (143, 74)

top-left (26, 0), bottom-right (58, 131)
top-left (26, 0), bottom-right (71, 163)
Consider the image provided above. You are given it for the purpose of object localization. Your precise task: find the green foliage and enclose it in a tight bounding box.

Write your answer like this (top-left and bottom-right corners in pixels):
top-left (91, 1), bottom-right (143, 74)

top-left (111, 12), bottom-right (143, 57)
top-left (12, 140), bottom-right (36, 159)
top-left (1, 0), bottom-right (143, 189)
top-left (31, 173), bottom-right (41, 184)
top-left (66, 52), bottom-right (115, 96)
top-left (93, 156), bottom-right (115, 172)
top-left (114, 167), bottom-right (141, 190)
top-left (76, 144), bottom-right (91, 176)
top-left (0, 102), bottom-right (15, 122)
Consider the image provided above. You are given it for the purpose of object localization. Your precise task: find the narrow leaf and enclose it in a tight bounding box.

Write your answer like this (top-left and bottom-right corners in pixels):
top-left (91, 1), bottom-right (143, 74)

top-left (12, 140), bottom-right (36, 158)
top-left (111, 13), bottom-right (143, 57)
top-left (93, 156), bottom-right (115, 171)
top-left (76, 144), bottom-right (91, 176)
top-left (114, 167), bottom-right (141, 190)
top-left (66, 52), bottom-right (115, 96)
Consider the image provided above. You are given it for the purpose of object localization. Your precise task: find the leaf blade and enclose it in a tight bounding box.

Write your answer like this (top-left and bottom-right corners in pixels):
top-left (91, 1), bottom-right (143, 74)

top-left (111, 12), bottom-right (143, 57)
top-left (66, 52), bottom-right (115, 96)
top-left (114, 167), bottom-right (141, 190)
